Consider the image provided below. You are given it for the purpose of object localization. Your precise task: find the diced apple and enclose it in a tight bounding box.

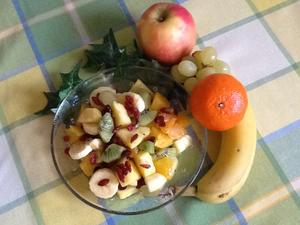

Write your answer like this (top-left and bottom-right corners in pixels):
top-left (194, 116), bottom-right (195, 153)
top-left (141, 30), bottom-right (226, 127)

top-left (150, 92), bottom-right (170, 111)
top-left (150, 126), bottom-right (173, 148)
top-left (154, 157), bottom-right (178, 180)
top-left (77, 108), bottom-right (102, 123)
top-left (116, 127), bottom-right (150, 149)
top-left (117, 186), bottom-right (138, 199)
top-left (117, 159), bottom-right (141, 187)
top-left (112, 101), bottom-right (131, 127)
top-left (82, 123), bottom-right (99, 135)
top-left (133, 151), bottom-right (156, 178)
top-left (144, 173), bottom-right (167, 193)
top-left (65, 125), bottom-right (85, 143)
top-left (130, 79), bottom-right (153, 95)
top-left (173, 135), bottom-right (192, 154)
top-left (117, 92), bottom-right (145, 112)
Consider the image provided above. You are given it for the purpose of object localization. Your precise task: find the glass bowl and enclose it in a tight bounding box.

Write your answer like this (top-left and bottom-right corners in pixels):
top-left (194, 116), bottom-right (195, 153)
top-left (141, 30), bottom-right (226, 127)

top-left (51, 66), bottom-right (207, 215)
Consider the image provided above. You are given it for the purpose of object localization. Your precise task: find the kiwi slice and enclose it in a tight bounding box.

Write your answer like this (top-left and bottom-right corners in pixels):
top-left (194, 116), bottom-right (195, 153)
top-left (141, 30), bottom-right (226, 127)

top-left (138, 141), bottom-right (155, 154)
top-left (101, 144), bottom-right (126, 163)
top-left (135, 90), bottom-right (152, 109)
top-left (99, 112), bottom-right (114, 143)
top-left (139, 110), bottom-right (157, 126)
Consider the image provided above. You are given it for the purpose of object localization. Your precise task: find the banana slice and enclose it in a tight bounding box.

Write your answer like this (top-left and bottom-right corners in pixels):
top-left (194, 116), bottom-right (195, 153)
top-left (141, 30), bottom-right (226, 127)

top-left (89, 87), bottom-right (116, 108)
top-left (118, 92), bottom-right (145, 112)
top-left (87, 138), bottom-right (103, 150)
top-left (89, 168), bottom-right (119, 199)
top-left (69, 142), bottom-right (93, 160)
top-left (82, 123), bottom-right (99, 135)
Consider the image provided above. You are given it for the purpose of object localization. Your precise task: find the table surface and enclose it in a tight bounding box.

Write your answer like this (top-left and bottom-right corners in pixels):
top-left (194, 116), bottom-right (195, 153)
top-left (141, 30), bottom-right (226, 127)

top-left (1, 0), bottom-right (300, 224)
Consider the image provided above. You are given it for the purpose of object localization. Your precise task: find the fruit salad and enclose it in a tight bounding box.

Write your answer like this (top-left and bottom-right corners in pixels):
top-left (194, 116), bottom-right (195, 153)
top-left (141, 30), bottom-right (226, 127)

top-left (63, 79), bottom-right (192, 199)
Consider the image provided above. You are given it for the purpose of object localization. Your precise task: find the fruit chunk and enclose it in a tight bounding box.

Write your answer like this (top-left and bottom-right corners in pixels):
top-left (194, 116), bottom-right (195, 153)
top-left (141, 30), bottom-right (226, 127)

top-left (139, 110), bottom-right (157, 126)
top-left (82, 123), bottom-right (99, 135)
top-left (190, 74), bottom-right (248, 131)
top-left (87, 138), bottom-right (103, 150)
top-left (130, 79), bottom-right (153, 95)
top-left (150, 92), bottom-right (170, 111)
top-left (99, 112), bottom-right (114, 143)
top-left (101, 144), bottom-right (126, 163)
top-left (133, 151), bottom-right (156, 178)
top-left (65, 125), bottom-right (84, 144)
top-left (77, 108), bottom-right (102, 123)
top-left (69, 142), bottom-right (93, 160)
top-left (116, 127), bottom-right (150, 149)
top-left (117, 186), bottom-right (138, 199)
top-left (154, 157), bottom-right (178, 180)
top-left (150, 126), bottom-right (173, 148)
top-left (89, 87), bottom-right (116, 108)
top-left (135, 90), bottom-right (152, 109)
top-left (144, 173), bottom-right (167, 193)
top-left (118, 92), bottom-right (145, 112)
top-left (116, 159), bottom-right (141, 187)
top-left (89, 168), bottom-right (119, 199)
top-left (112, 101), bottom-right (131, 127)
top-left (138, 141), bottom-right (155, 154)
top-left (80, 154), bottom-right (97, 177)
top-left (173, 135), bottom-right (192, 154)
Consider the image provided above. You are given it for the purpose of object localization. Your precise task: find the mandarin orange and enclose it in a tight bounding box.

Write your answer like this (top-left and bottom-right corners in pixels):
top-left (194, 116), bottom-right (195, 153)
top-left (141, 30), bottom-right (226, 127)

top-left (190, 74), bottom-right (248, 131)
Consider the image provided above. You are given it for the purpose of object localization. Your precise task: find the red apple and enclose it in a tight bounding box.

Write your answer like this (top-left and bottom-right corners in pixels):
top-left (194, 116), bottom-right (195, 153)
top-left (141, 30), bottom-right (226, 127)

top-left (137, 3), bottom-right (196, 65)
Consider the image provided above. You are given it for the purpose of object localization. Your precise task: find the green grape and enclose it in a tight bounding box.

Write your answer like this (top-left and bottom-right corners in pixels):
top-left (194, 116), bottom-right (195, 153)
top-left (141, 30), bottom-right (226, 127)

top-left (192, 51), bottom-right (203, 69)
top-left (171, 65), bottom-right (187, 83)
top-left (200, 47), bottom-right (217, 66)
top-left (177, 60), bottom-right (197, 77)
top-left (213, 60), bottom-right (230, 73)
top-left (181, 55), bottom-right (196, 63)
top-left (196, 67), bottom-right (216, 80)
top-left (184, 77), bottom-right (198, 94)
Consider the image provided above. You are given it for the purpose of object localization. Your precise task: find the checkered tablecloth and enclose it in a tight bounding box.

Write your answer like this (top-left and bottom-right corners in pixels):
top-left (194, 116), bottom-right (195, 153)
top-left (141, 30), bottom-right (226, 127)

top-left (1, 0), bottom-right (300, 224)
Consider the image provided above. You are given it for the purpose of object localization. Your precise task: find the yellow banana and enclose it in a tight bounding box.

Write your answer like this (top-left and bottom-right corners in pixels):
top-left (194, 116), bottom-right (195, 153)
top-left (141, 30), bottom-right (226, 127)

top-left (195, 104), bottom-right (256, 203)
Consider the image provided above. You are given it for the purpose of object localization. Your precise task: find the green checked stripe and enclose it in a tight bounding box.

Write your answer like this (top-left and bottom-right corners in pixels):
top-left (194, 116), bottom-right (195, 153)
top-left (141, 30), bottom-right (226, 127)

top-left (0, 105), bottom-right (45, 224)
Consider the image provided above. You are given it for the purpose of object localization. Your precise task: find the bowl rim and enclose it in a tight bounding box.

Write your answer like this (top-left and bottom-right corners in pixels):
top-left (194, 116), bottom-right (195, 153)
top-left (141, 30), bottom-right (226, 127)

top-left (50, 65), bottom-right (207, 215)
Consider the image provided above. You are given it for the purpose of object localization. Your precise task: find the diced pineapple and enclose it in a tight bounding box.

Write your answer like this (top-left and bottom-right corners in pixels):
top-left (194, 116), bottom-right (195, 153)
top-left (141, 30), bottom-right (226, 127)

top-left (117, 159), bottom-right (141, 187)
top-left (116, 127), bottom-right (150, 149)
top-left (133, 151), bottom-right (156, 178)
top-left (150, 126), bottom-right (173, 148)
top-left (150, 92), bottom-right (171, 111)
top-left (112, 101), bottom-right (131, 127)
top-left (65, 125), bottom-right (85, 144)
top-left (154, 157), bottom-right (178, 180)
top-left (144, 173), bottom-right (167, 193)
top-left (130, 79), bottom-right (153, 95)
top-left (117, 186), bottom-right (138, 199)
top-left (77, 108), bottom-right (102, 123)
top-left (173, 135), bottom-right (192, 154)
top-left (79, 155), bottom-right (96, 177)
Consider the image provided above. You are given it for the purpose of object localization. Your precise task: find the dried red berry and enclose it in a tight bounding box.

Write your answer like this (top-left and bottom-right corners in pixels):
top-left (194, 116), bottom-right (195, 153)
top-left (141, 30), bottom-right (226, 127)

top-left (127, 123), bottom-right (136, 131)
top-left (136, 178), bottom-right (145, 189)
top-left (64, 147), bottom-right (70, 156)
top-left (118, 184), bottom-right (126, 190)
top-left (125, 95), bottom-right (134, 104)
top-left (121, 150), bottom-right (131, 158)
top-left (90, 151), bottom-right (97, 164)
top-left (146, 136), bottom-right (156, 142)
top-left (102, 105), bottom-right (112, 114)
top-left (139, 164), bottom-right (151, 169)
top-left (130, 134), bottom-right (138, 143)
top-left (125, 161), bottom-right (132, 172)
top-left (63, 135), bottom-right (70, 142)
top-left (154, 115), bottom-right (166, 127)
top-left (98, 178), bottom-right (110, 186)
top-left (92, 93), bottom-right (104, 106)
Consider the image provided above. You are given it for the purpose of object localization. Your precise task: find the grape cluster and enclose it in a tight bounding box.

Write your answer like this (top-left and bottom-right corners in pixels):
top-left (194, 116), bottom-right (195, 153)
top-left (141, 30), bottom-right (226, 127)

top-left (171, 47), bottom-right (230, 94)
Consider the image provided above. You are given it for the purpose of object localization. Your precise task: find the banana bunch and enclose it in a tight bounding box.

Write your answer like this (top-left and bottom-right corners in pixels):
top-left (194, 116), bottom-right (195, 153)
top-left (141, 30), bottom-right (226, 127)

top-left (188, 104), bottom-right (256, 203)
